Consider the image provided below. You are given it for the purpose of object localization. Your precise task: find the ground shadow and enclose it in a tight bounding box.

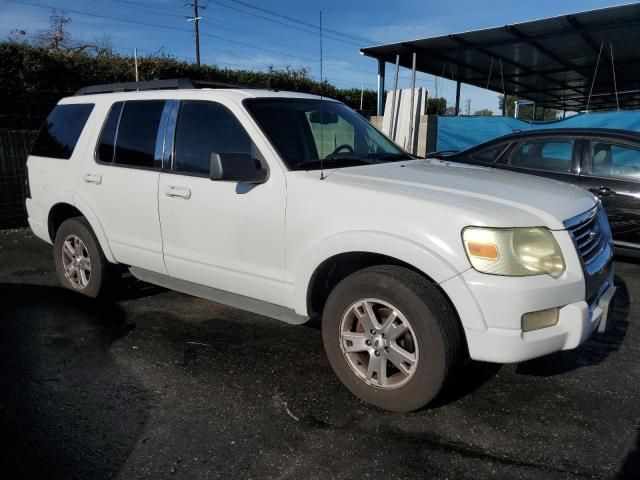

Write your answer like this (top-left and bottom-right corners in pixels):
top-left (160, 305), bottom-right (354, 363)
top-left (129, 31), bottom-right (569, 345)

top-left (430, 361), bottom-right (502, 408)
top-left (0, 283), bottom-right (149, 480)
top-left (515, 274), bottom-right (630, 377)
top-left (617, 427), bottom-right (640, 479)
top-left (113, 271), bottom-right (167, 301)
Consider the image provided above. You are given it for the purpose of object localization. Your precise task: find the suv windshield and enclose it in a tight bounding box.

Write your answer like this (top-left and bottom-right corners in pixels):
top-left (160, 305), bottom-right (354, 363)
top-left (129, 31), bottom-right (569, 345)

top-left (244, 98), bottom-right (411, 170)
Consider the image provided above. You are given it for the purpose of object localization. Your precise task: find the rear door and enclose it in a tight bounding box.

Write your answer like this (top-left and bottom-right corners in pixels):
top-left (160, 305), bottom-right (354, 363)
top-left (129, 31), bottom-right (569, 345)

top-left (579, 139), bottom-right (640, 249)
top-left (76, 99), bottom-right (167, 273)
top-left (497, 137), bottom-right (581, 186)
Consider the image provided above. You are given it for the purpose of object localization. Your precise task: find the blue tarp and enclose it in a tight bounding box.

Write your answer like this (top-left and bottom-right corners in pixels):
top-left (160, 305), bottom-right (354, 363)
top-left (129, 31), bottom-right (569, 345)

top-left (435, 110), bottom-right (640, 152)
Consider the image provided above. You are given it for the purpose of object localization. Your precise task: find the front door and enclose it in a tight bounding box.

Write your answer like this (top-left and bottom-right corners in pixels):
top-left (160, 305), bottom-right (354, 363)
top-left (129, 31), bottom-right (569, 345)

top-left (579, 139), bottom-right (640, 249)
top-left (158, 99), bottom-right (287, 305)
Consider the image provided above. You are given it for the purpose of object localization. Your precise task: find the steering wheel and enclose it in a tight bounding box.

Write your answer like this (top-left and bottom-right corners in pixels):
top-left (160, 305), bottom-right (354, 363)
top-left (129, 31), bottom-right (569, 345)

top-left (329, 144), bottom-right (354, 155)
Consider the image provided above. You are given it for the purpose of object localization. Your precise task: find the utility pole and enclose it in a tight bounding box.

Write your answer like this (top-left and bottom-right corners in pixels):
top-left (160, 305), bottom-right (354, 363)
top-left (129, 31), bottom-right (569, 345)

top-left (186, 0), bottom-right (205, 66)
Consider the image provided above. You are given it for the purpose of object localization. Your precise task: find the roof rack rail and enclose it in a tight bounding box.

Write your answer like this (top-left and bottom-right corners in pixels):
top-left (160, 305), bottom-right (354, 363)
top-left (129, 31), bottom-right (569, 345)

top-left (74, 78), bottom-right (244, 96)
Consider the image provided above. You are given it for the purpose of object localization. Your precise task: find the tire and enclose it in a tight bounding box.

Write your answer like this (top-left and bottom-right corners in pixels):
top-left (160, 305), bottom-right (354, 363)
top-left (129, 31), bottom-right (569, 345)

top-left (53, 217), bottom-right (118, 298)
top-left (322, 265), bottom-right (462, 412)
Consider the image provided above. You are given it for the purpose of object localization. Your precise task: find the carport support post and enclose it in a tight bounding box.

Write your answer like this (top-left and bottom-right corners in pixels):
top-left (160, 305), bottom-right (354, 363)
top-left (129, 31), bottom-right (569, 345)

top-left (408, 52), bottom-right (417, 154)
top-left (455, 81), bottom-right (461, 115)
top-left (389, 54), bottom-right (400, 139)
top-left (377, 58), bottom-right (385, 117)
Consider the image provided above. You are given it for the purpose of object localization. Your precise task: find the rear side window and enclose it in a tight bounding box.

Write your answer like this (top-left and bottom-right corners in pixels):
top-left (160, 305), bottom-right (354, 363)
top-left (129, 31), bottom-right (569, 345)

top-left (97, 102), bottom-right (124, 163)
top-left (590, 141), bottom-right (640, 181)
top-left (173, 100), bottom-right (259, 175)
top-left (510, 140), bottom-right (573, 173)
top-left (31, 103), bottom-right (94, 159)
top-left (113, 100), bottom-right (165, 168)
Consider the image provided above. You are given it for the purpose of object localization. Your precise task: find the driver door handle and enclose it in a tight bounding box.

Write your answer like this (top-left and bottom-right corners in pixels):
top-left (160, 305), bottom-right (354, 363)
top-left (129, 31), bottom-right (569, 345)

top-left (165, 185), bottom-right (191, 199)
top-left (589, 185), bottom-right (615, 197)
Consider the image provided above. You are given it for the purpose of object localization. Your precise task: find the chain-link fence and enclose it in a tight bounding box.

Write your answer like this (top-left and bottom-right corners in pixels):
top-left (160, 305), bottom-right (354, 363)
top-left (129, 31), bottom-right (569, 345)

top-left (0, 130), bottom-right (37, 229)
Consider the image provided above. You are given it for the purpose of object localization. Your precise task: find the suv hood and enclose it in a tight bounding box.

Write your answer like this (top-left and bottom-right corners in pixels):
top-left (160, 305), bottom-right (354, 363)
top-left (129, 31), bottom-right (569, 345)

top-left (330, 159), bottom-right (597, 230)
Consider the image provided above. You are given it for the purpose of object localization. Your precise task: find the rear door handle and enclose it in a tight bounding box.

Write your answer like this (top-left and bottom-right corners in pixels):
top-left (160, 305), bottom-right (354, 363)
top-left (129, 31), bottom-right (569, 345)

top-left (84, 173), bottom-right (102, 185)
top-left (165, 185), bottom-right (191, 199)
top-left (589, 185), bottom-right (615, 197)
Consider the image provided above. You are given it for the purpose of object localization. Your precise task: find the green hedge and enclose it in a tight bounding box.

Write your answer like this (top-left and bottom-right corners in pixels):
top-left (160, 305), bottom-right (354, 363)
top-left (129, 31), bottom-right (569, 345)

top-left (0, 42), bottom-right (378, 129)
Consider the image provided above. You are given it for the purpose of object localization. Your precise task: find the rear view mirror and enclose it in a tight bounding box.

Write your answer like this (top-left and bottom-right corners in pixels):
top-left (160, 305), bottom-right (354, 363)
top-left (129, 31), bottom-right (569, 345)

top-left (309, 110), bottom-right (339, 124)
top-left (209, 153), bottom-right (268, 184)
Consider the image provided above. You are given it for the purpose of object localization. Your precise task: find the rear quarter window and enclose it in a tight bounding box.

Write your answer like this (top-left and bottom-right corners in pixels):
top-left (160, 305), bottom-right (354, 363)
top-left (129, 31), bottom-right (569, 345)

top-left (30, 103), bottom-right (94, 159)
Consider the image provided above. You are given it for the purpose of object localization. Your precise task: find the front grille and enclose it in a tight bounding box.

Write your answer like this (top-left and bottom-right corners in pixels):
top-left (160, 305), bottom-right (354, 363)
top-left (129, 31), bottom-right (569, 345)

top-left (566, 205), bottom-right (610, 266)
top-left (565, 204), bottom-right (614, 304)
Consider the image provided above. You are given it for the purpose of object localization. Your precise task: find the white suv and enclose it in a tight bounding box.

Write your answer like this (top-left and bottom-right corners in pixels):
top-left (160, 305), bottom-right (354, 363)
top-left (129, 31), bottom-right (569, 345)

top-left (26, 80), bottom-right (616, 412)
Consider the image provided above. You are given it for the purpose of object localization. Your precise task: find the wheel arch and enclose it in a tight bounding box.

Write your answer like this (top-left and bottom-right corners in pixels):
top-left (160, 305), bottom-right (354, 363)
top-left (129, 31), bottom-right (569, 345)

top-left (47, 198), bottom-right (117, 263)
top-left (293, 231), bottom-right (463, 318)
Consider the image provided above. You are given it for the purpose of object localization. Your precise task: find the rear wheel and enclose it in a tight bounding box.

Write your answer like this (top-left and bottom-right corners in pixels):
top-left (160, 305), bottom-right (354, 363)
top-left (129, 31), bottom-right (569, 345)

top-left (322, 265), bottom-right (462, 412)
top-left (53, 217), bottom-right (118, 298)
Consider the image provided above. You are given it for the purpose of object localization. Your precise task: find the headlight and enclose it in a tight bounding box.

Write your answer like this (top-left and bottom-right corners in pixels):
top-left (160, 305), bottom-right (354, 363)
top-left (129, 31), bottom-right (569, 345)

top-left (462, 227), bottom-right (565, 278)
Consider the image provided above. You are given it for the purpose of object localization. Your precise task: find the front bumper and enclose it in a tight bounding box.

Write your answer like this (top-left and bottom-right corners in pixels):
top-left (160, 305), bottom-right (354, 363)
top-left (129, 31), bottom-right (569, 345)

top-left (439, 226), bottom-right (615, 364)
top-left (464, 280), bottom-right (615, 363)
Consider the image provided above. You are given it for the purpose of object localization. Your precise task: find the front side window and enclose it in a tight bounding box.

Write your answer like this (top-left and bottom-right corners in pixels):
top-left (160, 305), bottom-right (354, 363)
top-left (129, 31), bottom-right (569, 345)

top-left (590, 141), bottom-right (640, 181)
top-left (31, 103), bottom-right (94, 159)
top-left (173, 100), bottom-right (259, 175)
top-left (510, 140), bottom-right (573, 173)
top-left (113, 100), bottom-right (165, 168)
top-left (470, 143), bottom-right (509, 163)
top-left (245, 98), bottom-right (410, 170)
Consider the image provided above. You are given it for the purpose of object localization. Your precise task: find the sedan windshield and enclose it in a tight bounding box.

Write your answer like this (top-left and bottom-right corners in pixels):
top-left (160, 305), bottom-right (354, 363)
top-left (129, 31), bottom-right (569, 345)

top-left (244, 98), bottom-right (411, 170)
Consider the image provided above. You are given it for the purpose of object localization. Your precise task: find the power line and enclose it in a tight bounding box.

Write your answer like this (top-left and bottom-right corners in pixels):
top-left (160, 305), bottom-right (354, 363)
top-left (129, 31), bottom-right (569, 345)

top-left (224, 0), bottom-right (375, 45)
top-left (88, 0), bottom-right (370, 67)
top-left (208, 0), bottom-right (364, 47)
top-left (3, 0), bottom-right (377, 78)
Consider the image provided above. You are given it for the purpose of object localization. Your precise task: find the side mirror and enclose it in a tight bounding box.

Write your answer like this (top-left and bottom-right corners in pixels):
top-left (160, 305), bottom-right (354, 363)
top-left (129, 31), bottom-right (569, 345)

top-left (209, 153), bottom-right (268, 184)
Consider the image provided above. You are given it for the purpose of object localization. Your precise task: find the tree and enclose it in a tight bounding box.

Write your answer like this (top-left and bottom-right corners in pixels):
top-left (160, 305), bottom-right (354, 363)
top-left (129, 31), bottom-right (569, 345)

top-left (9, 9), bottom-right (114, 56)
top-left (474, 108), bottom-right (493, 116)
top-left (498, 94), bottom-right (560, 120)
top-left (34, 10), bottom-right (72, 51)
top-left (426, 97), bottom-right (447, 115)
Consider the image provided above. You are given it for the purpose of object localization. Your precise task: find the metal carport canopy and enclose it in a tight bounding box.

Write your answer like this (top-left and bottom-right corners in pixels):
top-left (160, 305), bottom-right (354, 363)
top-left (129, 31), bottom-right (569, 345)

top-left (361, 3), bottom-right (640, 114)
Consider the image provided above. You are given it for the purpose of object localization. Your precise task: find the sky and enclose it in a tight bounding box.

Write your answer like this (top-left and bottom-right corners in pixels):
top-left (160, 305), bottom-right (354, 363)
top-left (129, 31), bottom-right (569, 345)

top-left (0, 0), bottom-right (632, 112)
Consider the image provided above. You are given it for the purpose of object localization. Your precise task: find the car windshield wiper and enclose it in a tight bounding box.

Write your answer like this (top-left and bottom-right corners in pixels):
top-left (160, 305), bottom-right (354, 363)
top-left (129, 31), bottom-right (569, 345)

top-left (293, 157), bottom-right (371, 171)
top-left (371, 153), bottom-right (414, 162)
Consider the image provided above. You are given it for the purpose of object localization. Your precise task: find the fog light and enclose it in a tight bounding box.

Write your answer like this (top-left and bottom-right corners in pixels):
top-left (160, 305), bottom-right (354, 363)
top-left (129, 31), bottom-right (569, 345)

top-left (522, 308), bottom-right (559, 332)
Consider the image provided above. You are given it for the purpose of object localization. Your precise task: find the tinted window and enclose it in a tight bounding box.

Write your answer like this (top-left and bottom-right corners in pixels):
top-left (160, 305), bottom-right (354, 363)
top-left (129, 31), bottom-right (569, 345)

top-left (591, 142), bottom-right (640, 181)
top-left (306, 112), bottom-right (355, 159)
top-left (510, 140), bottom-right (573, 173)
top-left (173, 101), bottom-right (258, 174)
top-left (114, 100), bottom-right (165, 168)
top-left (470, 143), bottom-right (508, 163)
top-left (245, 98), bottom-right (407, 170)
top-left (31, 103), bottom-right (94, 159)
top-left (96, 102), bottom-right (124, 163)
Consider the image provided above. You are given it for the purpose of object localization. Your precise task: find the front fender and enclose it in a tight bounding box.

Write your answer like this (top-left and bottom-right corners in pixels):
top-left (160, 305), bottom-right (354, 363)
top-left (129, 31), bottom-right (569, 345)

top-left (291, 230), bottom-right (464, 316)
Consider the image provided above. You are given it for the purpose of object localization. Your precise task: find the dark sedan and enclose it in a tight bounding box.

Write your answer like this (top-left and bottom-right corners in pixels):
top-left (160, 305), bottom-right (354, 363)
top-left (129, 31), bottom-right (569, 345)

top-left (429, 128), bottom-right (640, 257)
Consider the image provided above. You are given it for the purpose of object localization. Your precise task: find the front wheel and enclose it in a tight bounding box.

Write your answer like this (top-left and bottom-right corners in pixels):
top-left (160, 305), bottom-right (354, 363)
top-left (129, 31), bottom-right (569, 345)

top-left (322, 265), bottom-right (462, 412)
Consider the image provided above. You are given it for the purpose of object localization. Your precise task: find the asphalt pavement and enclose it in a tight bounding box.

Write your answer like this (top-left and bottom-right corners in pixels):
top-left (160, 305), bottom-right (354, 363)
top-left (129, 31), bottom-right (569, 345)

top-left (0, 228), bottom-right (638, 479)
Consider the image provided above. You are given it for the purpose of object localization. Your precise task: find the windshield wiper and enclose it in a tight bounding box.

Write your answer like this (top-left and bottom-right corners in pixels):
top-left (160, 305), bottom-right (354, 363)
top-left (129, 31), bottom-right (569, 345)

top-left (372, 153), bottom-right (414, 162)
top-left (293, 157), bottom-right (371, 171)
